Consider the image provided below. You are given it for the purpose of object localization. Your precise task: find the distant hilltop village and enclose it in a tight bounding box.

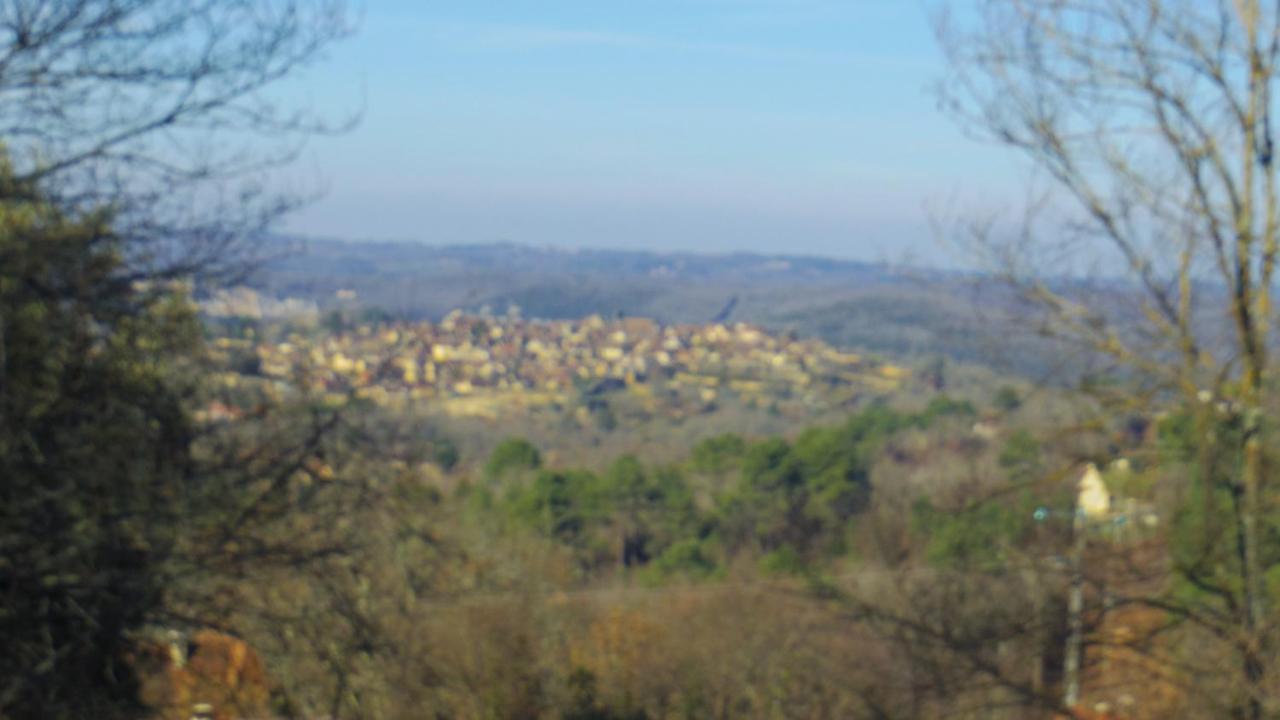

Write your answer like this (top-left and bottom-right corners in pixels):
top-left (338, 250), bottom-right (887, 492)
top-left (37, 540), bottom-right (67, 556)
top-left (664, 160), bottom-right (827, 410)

top-left (210, 307), bottom-right (911, 419)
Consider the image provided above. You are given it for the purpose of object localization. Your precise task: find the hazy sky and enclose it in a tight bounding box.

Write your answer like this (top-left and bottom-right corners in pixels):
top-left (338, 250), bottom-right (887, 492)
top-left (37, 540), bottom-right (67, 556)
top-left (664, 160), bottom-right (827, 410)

top-left (282, 0), bottom-right (1024, 261)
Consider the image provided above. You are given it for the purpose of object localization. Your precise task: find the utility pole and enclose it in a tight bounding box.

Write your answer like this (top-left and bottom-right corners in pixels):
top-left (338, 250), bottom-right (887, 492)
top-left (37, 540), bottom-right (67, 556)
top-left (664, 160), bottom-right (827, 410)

top-left (1062, 511), bottom-right (1086, 708)
top-left (1034, 502), bottom-right (1101, 710)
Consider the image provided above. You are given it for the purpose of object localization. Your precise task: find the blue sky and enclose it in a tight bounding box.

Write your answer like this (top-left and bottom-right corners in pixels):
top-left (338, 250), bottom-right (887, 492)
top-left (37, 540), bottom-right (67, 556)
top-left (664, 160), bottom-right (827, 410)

top-left (282, 0), bottom-right (1023, 261)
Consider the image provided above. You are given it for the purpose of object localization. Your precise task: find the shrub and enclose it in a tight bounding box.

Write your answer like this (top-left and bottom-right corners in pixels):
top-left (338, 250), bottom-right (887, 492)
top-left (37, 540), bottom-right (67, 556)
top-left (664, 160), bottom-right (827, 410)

top-left (486, 437), bottom-right (542, 481)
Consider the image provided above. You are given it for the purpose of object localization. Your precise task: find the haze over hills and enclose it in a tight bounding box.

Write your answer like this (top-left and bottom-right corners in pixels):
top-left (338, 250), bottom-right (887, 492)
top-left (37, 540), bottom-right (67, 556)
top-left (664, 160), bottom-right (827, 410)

top-left (247, 237), bottom-right (1036, 371)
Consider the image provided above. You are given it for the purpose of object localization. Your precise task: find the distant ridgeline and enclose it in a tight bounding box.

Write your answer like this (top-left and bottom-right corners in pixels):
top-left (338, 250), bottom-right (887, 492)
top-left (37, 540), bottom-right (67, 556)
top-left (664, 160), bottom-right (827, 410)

top-left (245, 239), bottom-right (1047, 373)
top-left (206, 310), bottom-right (911, 420)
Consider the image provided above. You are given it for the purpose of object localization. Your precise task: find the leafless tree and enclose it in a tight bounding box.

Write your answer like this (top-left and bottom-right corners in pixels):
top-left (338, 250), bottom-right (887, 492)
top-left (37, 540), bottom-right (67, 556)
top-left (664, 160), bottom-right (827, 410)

top-left (930, 0), bottom-right (1280, 716)
top-left (0, 0), bottom-right (354, 283)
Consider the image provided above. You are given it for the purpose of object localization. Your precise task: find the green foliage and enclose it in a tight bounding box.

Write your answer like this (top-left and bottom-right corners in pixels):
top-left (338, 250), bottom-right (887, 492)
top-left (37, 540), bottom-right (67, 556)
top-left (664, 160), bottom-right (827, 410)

top-left (648, 538), bottom-right (719, 580)
top-left (998, 430), bottom-right (1042, 483)
top-left (759, 545), bottom-right (806, 576)
top-left (912, 496), bottom-right (1033, 570)
top-left (919, 395), bottom-right (976, 424)
top-left (1169, 471), bottom-right (1248, 606)
top-left (497, 400), bottom-right (1028, 578)
top-left (510, 469), bottom-right (607, 544)
top-left (716, 437), bottom-right (812, 554)
top-left (486, 437), bottom-right (543, 481)
top-left (1156, 410), bottom-right (1199, 463)
top-left (715, 408), bottom-right (908, 558)
top-left (993, 385), bottom-right (1022, 412)
top-left (1103, 462), bottom-right (1151, 499)
top-left (606, 454), bottom-right (647, 494)
top-left (505, 453), bottom-right (702, 571)
top-left (1163, 407), bottom-right (1280, 611)
top-left (0, 170), bottom-right (200, 717)
top-left (606, 457), bottom-right (698, 567)
top-left (460, 481), bottom-right (498, 517)
top-left (742, 437), bottom-right (806, 493)
top-left (689, 433), bottom-right (746, 475)
top-left (792, 425), bottom-right (871, 528)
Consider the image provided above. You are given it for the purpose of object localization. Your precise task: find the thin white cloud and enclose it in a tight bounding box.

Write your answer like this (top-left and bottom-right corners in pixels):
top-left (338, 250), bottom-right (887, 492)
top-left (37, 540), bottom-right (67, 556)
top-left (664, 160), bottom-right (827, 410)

top-left (426, 20), bottom-right (853, 64)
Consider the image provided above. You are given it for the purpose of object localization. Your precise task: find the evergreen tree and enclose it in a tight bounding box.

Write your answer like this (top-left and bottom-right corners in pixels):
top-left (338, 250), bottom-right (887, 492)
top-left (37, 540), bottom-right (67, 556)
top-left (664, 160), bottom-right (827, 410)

top-left (0, 159), bottom-right (200, 717)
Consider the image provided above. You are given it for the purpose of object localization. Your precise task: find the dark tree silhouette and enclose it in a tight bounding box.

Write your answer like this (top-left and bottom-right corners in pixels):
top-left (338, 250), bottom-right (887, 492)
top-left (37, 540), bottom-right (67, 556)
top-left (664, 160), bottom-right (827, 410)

top-left (0, 2), bottom-right (353, 717)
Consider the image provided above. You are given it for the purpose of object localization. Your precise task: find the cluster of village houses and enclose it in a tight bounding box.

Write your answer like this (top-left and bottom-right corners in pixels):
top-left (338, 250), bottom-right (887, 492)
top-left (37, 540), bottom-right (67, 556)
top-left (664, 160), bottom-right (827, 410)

top-left (220, 311), bottom-right (908, 416)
